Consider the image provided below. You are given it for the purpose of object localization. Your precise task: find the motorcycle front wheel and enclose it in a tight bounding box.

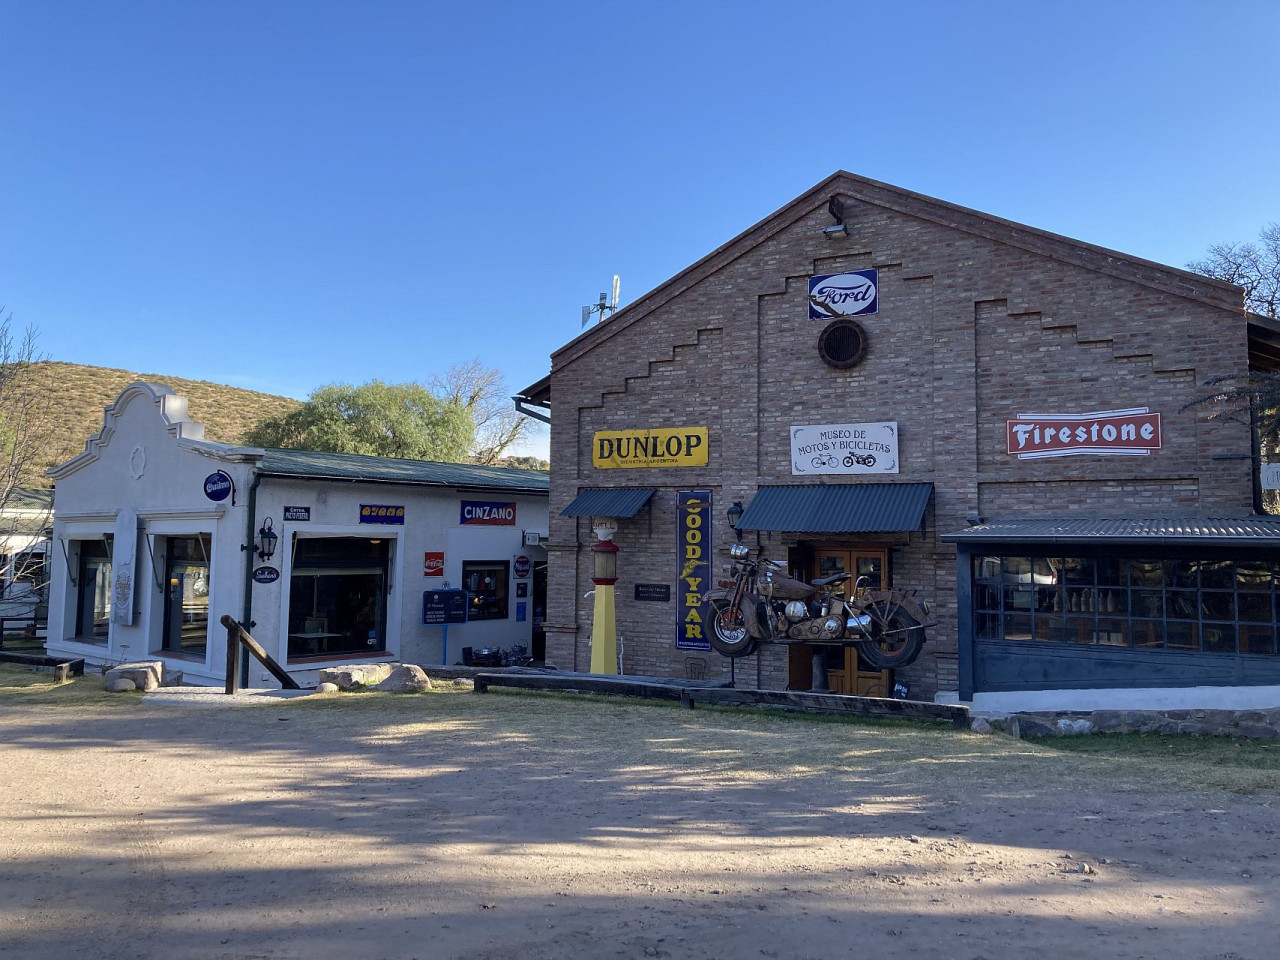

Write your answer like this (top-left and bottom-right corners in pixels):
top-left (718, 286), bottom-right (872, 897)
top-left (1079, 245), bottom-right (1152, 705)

top-left (705, 599), bottom-right (758, 658)
top-left (854, 601), bottom-right (926, 670)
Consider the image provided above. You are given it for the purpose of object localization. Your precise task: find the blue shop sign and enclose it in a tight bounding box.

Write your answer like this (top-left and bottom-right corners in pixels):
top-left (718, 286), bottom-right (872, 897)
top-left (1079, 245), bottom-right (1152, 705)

top-left (203, 471), bottom-right (234, 502)
top-left (423, 589), bottom-right (468, 625)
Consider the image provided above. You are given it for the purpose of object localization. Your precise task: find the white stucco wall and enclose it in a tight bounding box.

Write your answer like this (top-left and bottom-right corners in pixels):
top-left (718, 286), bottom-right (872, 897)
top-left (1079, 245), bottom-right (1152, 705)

top-left (47, 384), bottom-right (253, 684)
top-left (46, 382), bottom-right (549, 688)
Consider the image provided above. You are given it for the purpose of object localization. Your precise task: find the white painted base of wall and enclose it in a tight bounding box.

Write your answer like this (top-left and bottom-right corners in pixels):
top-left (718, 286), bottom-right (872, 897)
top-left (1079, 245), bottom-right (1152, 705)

top-left (937, 685), bottom-right (1280, 713)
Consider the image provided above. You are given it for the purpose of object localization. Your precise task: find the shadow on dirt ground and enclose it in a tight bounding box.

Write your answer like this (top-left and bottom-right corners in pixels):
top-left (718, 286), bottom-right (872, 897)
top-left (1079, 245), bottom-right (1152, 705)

top-left (1, 679), bottom-right (1276, 960)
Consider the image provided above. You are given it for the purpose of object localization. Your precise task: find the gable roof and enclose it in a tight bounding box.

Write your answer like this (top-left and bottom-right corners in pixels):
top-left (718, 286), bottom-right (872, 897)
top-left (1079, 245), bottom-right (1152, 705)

top-left (257, 448), bottom-right (549, 494)
top-left (552, 170), bottom-right (1245, 370)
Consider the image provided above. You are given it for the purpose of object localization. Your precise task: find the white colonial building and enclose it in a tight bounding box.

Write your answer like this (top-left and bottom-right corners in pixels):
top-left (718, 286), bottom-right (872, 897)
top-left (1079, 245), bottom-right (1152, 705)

top-left (46, 382), bottom-right (549, 686)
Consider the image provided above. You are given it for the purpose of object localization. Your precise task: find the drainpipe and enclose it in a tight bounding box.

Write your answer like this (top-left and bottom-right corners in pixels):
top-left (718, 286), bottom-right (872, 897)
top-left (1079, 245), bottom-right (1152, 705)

top-left (1251, 396), bottom-right (1265, 514)
top-left (239, 472), bottom-right (263, 687)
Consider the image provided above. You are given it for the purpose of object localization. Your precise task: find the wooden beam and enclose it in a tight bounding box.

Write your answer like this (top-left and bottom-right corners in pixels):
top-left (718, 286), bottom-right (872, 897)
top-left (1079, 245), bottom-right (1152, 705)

top-left (472, 670), bottom-right (727, 701)
top-left (0, 652), bottom-right (84, 677)
top-left (679, 687), bottom-right (971, 728)
top-left (218, 615), bottom-right (301, 690)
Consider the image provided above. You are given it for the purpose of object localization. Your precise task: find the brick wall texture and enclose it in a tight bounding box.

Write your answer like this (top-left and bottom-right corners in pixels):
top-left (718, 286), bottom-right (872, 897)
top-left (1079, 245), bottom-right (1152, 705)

top-left (542, 172), bottom-right (1253, 700)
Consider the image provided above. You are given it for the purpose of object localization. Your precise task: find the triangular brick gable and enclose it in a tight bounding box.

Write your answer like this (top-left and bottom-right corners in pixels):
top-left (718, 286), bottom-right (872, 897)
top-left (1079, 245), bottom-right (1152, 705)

top-left (552, 170), bottom-right (1244, 370)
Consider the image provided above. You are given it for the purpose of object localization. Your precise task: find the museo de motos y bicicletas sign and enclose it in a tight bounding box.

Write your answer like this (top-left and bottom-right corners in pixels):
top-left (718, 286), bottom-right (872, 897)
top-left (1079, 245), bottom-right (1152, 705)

top-left (1006, 408), bottom-right (1161, 459)
top-left (593, 427), bottom-right (708, 469)
top-left (791, 422), bottom-right (899, 475)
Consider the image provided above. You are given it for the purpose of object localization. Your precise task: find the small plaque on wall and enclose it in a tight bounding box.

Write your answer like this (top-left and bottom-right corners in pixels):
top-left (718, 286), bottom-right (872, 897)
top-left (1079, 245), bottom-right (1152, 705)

top-left (635, 583), bottom-right (671, 602)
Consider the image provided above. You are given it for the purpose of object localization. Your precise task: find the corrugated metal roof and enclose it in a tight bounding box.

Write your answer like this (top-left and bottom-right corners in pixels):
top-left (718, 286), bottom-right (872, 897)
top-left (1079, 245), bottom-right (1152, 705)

top-left (941, 516), bottom-right (1280, 545)
top-left (560, 487), bottom-right (656, 518)
top-left (257, 448), bottom-right (549, 494)
top-left (737, 483), bottom-right (933, 533)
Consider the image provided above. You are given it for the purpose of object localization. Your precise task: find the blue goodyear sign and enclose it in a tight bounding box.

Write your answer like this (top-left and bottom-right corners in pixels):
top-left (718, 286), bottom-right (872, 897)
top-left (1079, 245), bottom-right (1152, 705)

top-left (360, 504), bottom-right (405, 525)
top-left (676, 490), bottom-right (712, 651)
top-left (808, 269), bottom-right (878, 319)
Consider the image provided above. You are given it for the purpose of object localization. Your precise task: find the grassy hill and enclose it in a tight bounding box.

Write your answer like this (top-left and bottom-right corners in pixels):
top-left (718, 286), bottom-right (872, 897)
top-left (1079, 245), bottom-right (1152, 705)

top-left (30, 362), bottom-right (302, 483)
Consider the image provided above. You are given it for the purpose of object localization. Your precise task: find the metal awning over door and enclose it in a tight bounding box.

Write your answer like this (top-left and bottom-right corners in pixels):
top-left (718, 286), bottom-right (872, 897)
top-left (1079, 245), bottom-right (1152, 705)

top-left (737, 483), bottom-right (934, 533)
top-left (560, 488), bottom-right (656, 518)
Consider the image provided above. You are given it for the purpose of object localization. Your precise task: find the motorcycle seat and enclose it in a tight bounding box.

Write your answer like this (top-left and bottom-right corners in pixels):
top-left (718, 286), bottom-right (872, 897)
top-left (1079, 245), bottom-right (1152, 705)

top-left (811, 572), bottom-right (853, 587)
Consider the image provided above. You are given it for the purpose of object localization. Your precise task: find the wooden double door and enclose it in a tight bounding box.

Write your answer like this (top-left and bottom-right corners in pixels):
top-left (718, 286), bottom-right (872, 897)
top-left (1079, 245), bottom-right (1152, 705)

top-left (787, 545), bottom-right (893, 695)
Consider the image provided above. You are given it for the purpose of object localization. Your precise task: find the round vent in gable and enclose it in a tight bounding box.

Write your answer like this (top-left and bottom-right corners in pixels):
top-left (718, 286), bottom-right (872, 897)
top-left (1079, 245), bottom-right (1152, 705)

top-left (817, 319), bottom-right (868, 369)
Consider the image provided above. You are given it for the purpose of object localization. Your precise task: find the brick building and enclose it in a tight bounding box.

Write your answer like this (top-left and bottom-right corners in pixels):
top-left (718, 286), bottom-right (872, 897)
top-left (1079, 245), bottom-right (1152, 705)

top-left (519, 171), bottom-right (1280, 710)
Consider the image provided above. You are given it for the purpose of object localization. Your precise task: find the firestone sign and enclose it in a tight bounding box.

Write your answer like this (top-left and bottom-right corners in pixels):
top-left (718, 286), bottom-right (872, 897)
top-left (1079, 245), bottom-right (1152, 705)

top-left (808, 270), bottom-right (878, 319)
top-left (1006, 408), bottom-right (1162, 459)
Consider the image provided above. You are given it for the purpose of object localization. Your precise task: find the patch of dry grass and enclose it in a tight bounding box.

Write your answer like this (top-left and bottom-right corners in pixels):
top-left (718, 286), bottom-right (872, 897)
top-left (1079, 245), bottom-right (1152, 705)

top-left (3, 671), bottom-right (1278, 796)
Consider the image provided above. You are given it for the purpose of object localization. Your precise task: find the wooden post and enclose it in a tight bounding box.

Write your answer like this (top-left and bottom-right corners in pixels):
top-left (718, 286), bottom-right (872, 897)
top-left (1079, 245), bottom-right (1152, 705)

top-left (219, 615), bottom-right (300, 690)
top-left (225, 618), bottom-right (240, 695)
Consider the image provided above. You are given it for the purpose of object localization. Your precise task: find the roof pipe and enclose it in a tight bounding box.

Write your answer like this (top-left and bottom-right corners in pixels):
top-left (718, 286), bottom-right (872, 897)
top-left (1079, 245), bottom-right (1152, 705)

top-left (239, 472), bottom-right (263, 687)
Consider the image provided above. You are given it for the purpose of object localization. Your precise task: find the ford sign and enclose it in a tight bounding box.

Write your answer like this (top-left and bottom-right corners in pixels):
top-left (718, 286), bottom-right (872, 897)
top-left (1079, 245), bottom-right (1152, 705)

top-left (204, 471), bottom-right (234, 502)
top-left (808, 270), bottom-right (878, 319)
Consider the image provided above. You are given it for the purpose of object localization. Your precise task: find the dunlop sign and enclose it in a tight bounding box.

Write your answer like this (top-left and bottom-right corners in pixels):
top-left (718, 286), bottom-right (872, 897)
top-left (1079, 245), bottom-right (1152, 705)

top-left (593, 427), bottom-right (708, 469)
top-left (676, 490), bottom-right (712, 651)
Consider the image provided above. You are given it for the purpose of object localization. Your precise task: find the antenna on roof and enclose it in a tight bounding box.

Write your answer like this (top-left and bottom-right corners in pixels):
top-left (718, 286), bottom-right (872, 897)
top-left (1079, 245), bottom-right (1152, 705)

top-left (581, 275), bottom-right (622, 327)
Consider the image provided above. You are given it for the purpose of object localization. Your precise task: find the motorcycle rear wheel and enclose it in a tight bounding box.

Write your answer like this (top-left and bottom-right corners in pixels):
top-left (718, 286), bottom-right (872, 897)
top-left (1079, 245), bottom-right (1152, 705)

top-left (705, 599), bottom-right (758, 658)
top-left (855, 600), bottom-right (926, 670)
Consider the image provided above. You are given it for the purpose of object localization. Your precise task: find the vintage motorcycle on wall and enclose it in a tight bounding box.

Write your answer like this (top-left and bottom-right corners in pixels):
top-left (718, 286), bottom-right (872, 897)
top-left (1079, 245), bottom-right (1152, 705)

top-left (700, 543), bottom-right (933, 669)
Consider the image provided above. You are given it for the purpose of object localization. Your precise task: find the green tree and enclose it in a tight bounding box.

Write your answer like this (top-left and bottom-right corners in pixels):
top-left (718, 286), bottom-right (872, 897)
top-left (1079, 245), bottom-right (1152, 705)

top-left (431, 359), bottom-right (540, 465)
top-left (244, 381), bottom-right (474, 461)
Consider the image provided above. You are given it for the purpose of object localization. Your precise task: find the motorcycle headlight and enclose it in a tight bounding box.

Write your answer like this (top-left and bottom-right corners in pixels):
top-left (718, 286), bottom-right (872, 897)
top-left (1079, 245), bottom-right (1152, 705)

top-left (784, 600), bottom-right (808, 620)
top-left (729, 543), bottom-right (750, 561)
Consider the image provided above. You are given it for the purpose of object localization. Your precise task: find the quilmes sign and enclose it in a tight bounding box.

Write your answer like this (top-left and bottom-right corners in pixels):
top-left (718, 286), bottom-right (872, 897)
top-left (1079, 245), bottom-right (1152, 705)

top-left (808, 270), bottom-right (878, 319)
top-left (593, 427), bottom-right (708, 469)
top-left (203, 471), bottom-right (234, 502)
top-left (791, 422), bottom-right (899, 475)
top-left (1006, 408), bottom-right (1162, 459)
top-left (460, 500), bottom-right (517, 525)
top-left (676, 490), bottom-right (712, 652)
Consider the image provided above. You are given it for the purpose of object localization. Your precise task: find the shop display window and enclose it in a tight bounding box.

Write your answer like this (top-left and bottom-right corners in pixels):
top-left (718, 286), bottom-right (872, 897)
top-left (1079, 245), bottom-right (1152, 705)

top-left (73, 537), bottom-right (112, 642)
top-left (462, 561), bottom-right (509, 621)
top-left (162, 535), bottom-right (211, 658)
top-left (972, 553), bottom-right (1279, 656)
top-left (288, 537), bottom-right (389, 659)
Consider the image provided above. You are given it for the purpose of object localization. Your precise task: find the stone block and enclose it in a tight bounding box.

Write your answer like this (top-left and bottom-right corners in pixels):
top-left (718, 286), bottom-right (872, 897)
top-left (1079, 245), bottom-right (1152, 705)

top-left (104, 661), bottom-right (163, 692)
top-left (970, 717), bottom-right (993, 734)
top-left (314, 682), bottom-right (340, 695)
top-left (106, 677), bottom-right (137, 693)
top-left (1055, 717), bottom-right (1094, 736)
top-left (1233, 724), bottom-right (1280, 740)
top-left (318, 663), bottom-right (396, 690)
top-left (375, 664), bottom-right (433, 693)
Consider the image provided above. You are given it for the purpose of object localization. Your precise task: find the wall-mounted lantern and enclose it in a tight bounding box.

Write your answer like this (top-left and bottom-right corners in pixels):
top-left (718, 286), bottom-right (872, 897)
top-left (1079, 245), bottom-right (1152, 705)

top-left (256, 518), bottom-right (278, 561)
top-left (726, 501), bottom-right (744, 542)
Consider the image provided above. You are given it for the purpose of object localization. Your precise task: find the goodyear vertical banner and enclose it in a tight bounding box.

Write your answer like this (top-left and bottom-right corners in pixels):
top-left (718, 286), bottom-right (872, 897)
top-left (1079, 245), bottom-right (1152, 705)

top-left (676, 490), bottom-right (712, 651)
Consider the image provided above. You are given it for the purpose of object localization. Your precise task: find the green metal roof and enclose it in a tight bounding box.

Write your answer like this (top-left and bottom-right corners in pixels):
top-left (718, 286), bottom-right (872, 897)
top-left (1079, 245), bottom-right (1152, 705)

top-left (560, 487), bottom-right (656, 517)
top-left (257, 448), bottom-right (549, 494)
top-left (737, 483), bottom-right (934, 533)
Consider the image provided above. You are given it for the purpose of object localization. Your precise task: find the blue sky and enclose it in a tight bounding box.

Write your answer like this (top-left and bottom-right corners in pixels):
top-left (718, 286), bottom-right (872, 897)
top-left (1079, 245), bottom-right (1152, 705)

top-left (3, 1), bottom-right (1278, 459)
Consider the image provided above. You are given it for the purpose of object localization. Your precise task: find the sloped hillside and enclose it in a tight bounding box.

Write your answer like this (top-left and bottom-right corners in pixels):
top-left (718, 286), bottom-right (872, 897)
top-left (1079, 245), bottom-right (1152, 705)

top-left (30, 362), bottom-right (302, 483)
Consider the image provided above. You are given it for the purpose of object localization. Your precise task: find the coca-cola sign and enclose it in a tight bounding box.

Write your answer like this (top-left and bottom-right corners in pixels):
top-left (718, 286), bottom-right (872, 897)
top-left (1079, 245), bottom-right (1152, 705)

top-left (808, 270), bottom-right (878, 319)
top-left (1006, 408), bottom-right (1162, 459)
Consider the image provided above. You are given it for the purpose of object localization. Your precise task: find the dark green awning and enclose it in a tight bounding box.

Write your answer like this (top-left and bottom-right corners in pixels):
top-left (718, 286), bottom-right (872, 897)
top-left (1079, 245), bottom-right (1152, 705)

top-left (737, 483), bottom-right (933, 533)
top-left (560, 488), bottom-right (656, 518)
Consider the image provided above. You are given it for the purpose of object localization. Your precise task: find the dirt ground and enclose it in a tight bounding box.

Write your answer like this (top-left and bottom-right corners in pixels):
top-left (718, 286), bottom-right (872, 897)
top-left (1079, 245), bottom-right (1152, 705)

top-left (1, 678), bottom-right (1277, 960)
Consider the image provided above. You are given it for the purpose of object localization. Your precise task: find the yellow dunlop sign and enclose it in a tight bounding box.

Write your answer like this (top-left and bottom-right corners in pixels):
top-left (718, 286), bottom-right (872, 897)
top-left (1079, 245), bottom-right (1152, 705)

top-left (593, 427), bottom-right (709, 469)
